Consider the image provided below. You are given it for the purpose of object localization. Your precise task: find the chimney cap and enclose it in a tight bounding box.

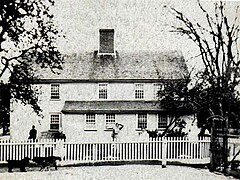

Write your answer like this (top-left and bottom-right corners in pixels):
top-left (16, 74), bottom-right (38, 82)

top-left (99, 29), bottom-right (114, 32)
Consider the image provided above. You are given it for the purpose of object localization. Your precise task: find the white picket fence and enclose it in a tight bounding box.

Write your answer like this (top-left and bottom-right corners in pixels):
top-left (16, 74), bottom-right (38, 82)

top-left (0, 137), bottom-right (211, 165)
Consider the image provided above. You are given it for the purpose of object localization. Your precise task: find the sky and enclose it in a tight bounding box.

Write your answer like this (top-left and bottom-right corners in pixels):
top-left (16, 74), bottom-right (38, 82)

top-left (50, 0), bottom-right (240, 72)
top-left (52, 0), bottom-right (195, 53)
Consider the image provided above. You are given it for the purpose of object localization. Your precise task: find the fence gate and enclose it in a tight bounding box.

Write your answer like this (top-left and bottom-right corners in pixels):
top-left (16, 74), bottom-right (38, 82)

top-left (210, 117), bottom-right (228, 171)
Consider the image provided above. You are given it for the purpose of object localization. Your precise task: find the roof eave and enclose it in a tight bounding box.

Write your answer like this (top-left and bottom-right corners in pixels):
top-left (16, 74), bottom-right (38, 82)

top-left (34, 78), bottom-right (187, 84)
top-left (62, 109), bottom-right (165, 114)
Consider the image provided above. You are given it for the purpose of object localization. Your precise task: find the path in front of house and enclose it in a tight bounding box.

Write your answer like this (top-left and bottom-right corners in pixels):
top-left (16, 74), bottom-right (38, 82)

top-left (0, 165), bottom-right (237, 180)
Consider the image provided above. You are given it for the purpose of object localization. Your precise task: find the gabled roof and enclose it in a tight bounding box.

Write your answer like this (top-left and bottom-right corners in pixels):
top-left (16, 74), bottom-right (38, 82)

top-left (62, 101), bottom-right (164, 114)
top-left (38, 50), bottom-right (188, 81)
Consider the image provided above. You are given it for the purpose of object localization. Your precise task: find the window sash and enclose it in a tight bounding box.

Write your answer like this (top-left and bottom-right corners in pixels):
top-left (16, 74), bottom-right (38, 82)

top-left (153, 83), bottom-right (163, 99)
top-left (106, 114), bottom-right (115, 126)
top-left (158, 115), bottom-right (168, 128)
top-left (51, 84), bottom-right (60, 99)
top-left (50, 114), bottom-right (60, 130)
top-left (135, 84), bottom-right (144, 99)
top-left (99, 83), bottom-right (108, 99)
top-left (86, 114), bottom-right (96, 128)
top-left (50, 124), bottom-right (60, 130)
top-left (138, 114), bottom-right (147, 129)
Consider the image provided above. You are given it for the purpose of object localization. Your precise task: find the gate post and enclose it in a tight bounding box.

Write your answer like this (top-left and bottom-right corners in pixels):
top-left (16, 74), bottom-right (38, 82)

top-left (210, 120), bottom-right (216, 171)
top-left (162, 137), bottom-right (167, 168)
top-left (223, 115), bottom-right (229, 174)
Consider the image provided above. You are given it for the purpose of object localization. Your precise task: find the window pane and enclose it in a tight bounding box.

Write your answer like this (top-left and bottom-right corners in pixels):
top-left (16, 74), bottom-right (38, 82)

top-left (158, 115), bottom-right (167, 128)
top-left (106, 114), bottom-right (115, 126)
top-left (138, 114), bottom-right (147, 129)
top-left (86, 114), bottom-right (96, 128)
top-left (153, 83), bottom-right (163, 99)
top-left (99, 83), bottom-right (108, 99)
top-left (50, 124), bottom-right (59, 130)
top-left (50, 114), bottom-right (60, 130)
top-left (135, 84), bottom-right (144, 99)
top-left (51, 84), bottom-right (60, 99)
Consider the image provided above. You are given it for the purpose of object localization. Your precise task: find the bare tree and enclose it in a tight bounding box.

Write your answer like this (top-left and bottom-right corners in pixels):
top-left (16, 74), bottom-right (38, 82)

top-left (168, 0), bottom-right (240, 133)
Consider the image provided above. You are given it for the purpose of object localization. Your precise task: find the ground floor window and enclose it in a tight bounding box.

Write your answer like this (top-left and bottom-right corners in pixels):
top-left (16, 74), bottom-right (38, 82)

top-left (50, 114), bottom-right (60, 131)
top-left (137, 114), bottom-right (147, 129)
top-left (86, 114), bottom-right (96, 128)
top-left (106, 114), bottom-right (115, 127)
top-left (158, 114), bottom-right (168, 128)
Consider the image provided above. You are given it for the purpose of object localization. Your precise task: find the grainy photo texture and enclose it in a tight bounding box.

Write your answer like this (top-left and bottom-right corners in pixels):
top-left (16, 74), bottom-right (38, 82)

top-left (0, 0), bottom-right (240, 179)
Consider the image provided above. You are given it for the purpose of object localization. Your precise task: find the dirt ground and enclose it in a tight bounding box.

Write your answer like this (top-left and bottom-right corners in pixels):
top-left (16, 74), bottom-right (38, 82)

top-left (0, 165), bottom-right (237, 180)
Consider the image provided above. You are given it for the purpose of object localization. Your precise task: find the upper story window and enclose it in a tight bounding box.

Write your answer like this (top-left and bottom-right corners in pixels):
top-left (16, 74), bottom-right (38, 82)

top-left (153, 83), bottom-right (164, 99)
top-left (135, 83), bottom-right (144, 99)
top-left (50, 113), bottom-right (61, 131)
top-left (158, 114), bottom-right (168, 129)
top-left (106, 114), bottom-right (115, 127)
top-left (51, 84), bottom-right (60, 100)
top-left (86, 114), bottom-right (96, 128)
top-left (99, 83), bottom-right (108, 99)
top-left (137, 114), bottom-right (147, 129)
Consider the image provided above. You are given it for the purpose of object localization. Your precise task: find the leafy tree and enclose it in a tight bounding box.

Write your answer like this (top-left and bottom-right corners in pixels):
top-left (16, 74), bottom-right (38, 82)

top-left (161, 1), bottom-right (240, 135)
top-left (157, 78), bottom-right (193, 137)
top-left (0, 0), bottom-right (64, 117)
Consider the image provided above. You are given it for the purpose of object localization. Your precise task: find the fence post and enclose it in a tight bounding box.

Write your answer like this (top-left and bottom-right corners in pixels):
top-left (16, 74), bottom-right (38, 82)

top-left (162, 137), bottom-right (167, 168)
top-left (199, 136), bottom-right (202, 159)
top-left (40, 139), bottom-right (45, 157)
top-left (93, 143), bottom-right (96, 161)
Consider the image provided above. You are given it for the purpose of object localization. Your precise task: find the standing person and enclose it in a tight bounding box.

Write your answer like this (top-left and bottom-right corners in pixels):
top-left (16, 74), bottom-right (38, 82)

top-left (28, 125), bottom-right (37, 140)
top-left (112, 123), bottom-right (124, 142)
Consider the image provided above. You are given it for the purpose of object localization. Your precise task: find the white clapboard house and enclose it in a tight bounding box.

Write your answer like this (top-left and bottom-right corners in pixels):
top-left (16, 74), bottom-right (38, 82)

top-left (10, 29), bottom-right (190, 142)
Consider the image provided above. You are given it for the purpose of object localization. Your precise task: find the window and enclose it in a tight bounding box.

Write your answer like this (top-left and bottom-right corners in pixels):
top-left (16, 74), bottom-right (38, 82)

top-left (50, 114), bottom-right (60, 131)
top-left (99, 83), bottom-right (108, 99)
top-left (51, 84), bottom-right (60, 100)
top-left (106, 114), bottom-right (115, 127)
top-left (153, 83), bottom-right (164, 99)
top-left (158, 115), bottom-right (168, 128)
top-left (137, 114), bottom-right (147, 129)
top-left (86, 114), bottom-right (96, 128)
top-left (135, 83), bottom-right (144, 99)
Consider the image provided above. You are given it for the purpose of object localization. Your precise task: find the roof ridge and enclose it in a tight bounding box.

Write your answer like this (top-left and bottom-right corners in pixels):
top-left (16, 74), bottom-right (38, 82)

top-left (64, 49), bottom-right (183, 56)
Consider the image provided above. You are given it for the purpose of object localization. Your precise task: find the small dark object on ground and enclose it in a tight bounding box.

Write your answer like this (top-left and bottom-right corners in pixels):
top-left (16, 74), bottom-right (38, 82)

top-left (32, 156), bottom-right (61, 171)
top-left (7, 157), bottom-right (30, 172)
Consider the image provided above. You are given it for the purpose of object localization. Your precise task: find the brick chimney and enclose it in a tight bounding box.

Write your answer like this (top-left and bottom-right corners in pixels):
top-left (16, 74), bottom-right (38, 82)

top-left (99, 29), bottom-right (114, 54)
